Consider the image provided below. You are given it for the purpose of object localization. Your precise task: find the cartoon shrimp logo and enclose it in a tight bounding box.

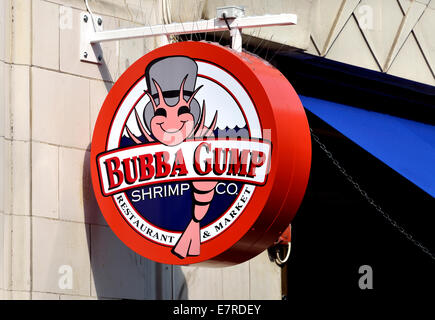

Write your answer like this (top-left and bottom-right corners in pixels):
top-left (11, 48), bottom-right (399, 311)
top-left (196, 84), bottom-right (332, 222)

top-left (125, 56), bottom-right (218, 258)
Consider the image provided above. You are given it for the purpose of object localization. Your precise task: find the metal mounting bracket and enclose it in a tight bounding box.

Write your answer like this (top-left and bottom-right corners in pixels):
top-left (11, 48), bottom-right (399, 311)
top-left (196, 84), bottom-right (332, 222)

top-left (80, 12), bottom-right (104, 64)
top-left (79, 11), bottom-right (297, 64)
top-left (216, 6), bottom-right (245, 19)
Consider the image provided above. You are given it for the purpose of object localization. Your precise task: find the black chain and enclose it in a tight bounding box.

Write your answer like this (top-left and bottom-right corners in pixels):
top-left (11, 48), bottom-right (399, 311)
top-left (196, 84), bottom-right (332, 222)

top-left (310, 129), bottom-right (435, 261)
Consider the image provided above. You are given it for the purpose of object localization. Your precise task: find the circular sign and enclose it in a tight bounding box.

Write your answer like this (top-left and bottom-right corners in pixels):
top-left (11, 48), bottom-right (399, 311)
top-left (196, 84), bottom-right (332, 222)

top-left (90, 41), bottom-right (311, 266)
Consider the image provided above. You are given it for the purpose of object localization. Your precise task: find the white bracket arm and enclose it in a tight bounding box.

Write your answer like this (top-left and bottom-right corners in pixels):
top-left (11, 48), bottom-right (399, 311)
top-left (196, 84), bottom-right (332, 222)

top-left (80, 13), bottom-right (297, 64)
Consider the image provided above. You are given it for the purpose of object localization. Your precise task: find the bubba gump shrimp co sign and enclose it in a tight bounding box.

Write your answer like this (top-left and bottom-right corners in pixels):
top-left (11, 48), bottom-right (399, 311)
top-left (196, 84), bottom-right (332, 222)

top-left (90, 41), bottom-right (311, 266)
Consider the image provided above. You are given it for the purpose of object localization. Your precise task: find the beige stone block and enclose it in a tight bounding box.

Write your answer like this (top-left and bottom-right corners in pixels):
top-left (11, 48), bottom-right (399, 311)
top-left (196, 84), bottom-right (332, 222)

top-left (118, 20), bottom-right (147, 75)
top-left (326, 15), bottom-right (380, 71)
top-left (1, 206), bottom-right (12, 293)
top-left (31, 67), bottom-right (90, 149)
top-left (1, 215), bottom-right (31, 292)
top-left (305, 36), bottom-right (320, 56)
top-left (388, 33), bottom-right (435, 85)
top-left (0, 290), bottom-right (9, 300)
top-left (32, 0), bottom-right (60, 70)
top-left (0, 139), bottom-right (5, 214)
top-left (175, 266), bottom-right (223, 300)
top-left (60, 7), bottom-right (120, 82)
top-left (90, 224), bottom-right (169, 299)
top-left (59, 147), bottom-right (105, 226)
top-left (60, 294), bottom-right (97, 300)
top-left (222, 261), bottom-right (250, 300)
top-left (93, 0), bottom-right (156, 25)
top-left (0, 62), bottom-right (5, 138)
top-left (125, 0), bottom-right (161, 25)
top-left (10, 65), bottom-right (30, 141)
top-left (47, 0), bottom-right (150, 24)
top-left (90, 79), bottom-right (112, 140)
top-left (32, 142), bottom-right (58, 219)
top-left (11, 0), bottom-right (32, 65)
top-left (32, 217), bottom-right (91, 296)
top-left (248, 0), bottom-right (313, 50)
top-left (169, 0), bottom-right (205, 23)
top-left (2, 63), bottom-right (11, 140)
top-left (32, 291), bottom-right (60, 300)
top-left (11, 140), bottom-right (30, 216)
top-left (398, 0), bottom-right (429, 11)
top-left (414, 7), bottom-right (435, 78)
top-left (10, 215), bottom-right (31, 291)
top-left (89, 0), bottom-right (135, 22)
top-left (2, 140), bottom-right (11, 215)
top-left (0, 290), bottom-right (10, 300)
top-left (384, 0), bottom-right (427, 71)
top-left (249, 251), bottom-right (281, 300)
top-left (0, 0), bottom-right (11, 63)
top-left (311, 0), bottom-right (344, 53)
top-left (10, 290), bottom-right (31, 300)
top-left (0, 213), bottom-right (4, 290)
top-left (323, 0), bottom-right (362, 55)
top-left (355, 0), bottom-right (405, 68)
top-left (44, 0), bottom-right (86, 11)
top-left (59, 147), bottom-right (86, 223)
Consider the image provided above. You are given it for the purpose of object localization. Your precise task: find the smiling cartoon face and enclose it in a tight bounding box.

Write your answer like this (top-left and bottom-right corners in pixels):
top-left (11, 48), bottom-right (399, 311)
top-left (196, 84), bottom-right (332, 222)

top-left (147, 77), bottom-right (200, 146)
top-left (150, 96), bottom-right (195, 146)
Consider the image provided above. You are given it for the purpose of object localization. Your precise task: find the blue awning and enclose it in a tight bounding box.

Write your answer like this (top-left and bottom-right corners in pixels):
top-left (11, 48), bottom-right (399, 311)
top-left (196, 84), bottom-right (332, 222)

top-left (300, 95), bottom-right (435, 198)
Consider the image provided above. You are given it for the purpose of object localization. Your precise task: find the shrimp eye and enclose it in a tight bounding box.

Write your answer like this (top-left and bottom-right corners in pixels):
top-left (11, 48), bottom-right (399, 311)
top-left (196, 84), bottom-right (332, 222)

top-left (178, 106), bottom-right (190, 116)
top-left (155, 108), bottom-right (167, 117)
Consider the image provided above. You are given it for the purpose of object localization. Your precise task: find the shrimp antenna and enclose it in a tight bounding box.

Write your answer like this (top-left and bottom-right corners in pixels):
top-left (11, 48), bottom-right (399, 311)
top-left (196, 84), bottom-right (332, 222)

top-left (194, 100), bottom-right (207, 136)
top-left (152, 78), bottom-right (165, 106)
top-left (134, 109), bottom-right (154, 142)
top-left (144, 90), bottom-right (157, 111)
top-left (126, 127), bottom-right (142, 144)
top-left (179, 74), bottom-right (188, 102)
top-left (203, 111), bottom-right (218, 137)
top-left (187, 85), bottom-right (204, 106)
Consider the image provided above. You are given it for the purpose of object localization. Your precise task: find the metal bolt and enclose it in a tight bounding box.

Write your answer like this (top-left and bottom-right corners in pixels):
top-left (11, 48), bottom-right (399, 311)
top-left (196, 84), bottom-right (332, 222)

top-left (83, 15), bottom-right (88, 23)
top-left (98, 55), bottom-right (102, 61)
top-left (97, 18), bottom-right (103, 26)
top-left (84, 52), bottom-right (88, 58)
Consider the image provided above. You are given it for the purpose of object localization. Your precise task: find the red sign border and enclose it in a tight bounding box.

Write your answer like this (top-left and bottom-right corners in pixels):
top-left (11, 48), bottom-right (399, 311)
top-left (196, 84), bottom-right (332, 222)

top-left (90, 41), bottom-right (311, 265)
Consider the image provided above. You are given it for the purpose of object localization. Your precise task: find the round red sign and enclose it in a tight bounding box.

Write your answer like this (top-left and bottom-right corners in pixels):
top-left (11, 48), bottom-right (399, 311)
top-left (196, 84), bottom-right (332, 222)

top-left (90, 41), bottom-right (311, 266)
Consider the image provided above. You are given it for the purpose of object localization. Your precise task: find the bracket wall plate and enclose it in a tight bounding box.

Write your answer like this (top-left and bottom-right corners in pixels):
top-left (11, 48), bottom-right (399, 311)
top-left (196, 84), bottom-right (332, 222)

top-left (80, 12), bottom-right (104, 64)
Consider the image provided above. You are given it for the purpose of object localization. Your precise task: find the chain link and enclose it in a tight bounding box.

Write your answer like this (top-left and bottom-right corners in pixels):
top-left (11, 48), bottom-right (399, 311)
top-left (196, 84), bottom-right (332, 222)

top-left (310, 129), bottom-right (435, 261)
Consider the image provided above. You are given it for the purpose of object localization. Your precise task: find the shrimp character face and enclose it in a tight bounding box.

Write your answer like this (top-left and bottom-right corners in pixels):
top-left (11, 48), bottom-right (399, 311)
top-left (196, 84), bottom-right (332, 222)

top-left (147, 77), bottom-right (200, 146)
top-left (150, 99), bottom-right (195, 146)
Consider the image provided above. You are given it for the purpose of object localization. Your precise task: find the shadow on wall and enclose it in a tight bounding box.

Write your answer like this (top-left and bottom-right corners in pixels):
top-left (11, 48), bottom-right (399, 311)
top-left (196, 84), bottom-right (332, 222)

top-left (83, 143), bottom-right (188, 299)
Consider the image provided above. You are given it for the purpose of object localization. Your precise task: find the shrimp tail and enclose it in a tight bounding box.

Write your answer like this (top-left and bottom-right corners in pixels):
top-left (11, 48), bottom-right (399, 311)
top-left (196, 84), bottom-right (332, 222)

top-left (172, 181), bottom-right (217, 258)
top-left (172, 220), bottom-right (201, 258)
